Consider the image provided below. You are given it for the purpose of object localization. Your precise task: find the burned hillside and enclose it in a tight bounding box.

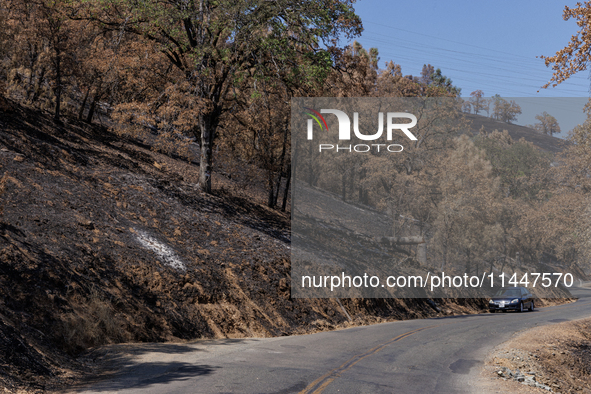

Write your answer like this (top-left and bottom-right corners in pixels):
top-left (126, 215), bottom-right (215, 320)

top-left (0, 99), bottom-right (490, 392)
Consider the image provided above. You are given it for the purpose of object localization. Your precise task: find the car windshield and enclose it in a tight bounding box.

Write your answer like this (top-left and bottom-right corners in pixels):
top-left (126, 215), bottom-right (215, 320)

top-left (494, 289), bottom-right (521, 297)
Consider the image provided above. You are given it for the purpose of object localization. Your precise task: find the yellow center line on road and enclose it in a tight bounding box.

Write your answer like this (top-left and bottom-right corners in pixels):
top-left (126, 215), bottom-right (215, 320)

top-left (299, 324), bottom-right (441, 394)
top-left (299, 299), bottom-right (591, 394)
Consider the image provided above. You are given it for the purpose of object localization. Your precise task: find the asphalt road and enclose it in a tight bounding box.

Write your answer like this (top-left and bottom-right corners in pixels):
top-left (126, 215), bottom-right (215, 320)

top-left (75, 285), bottom-right (591, 394)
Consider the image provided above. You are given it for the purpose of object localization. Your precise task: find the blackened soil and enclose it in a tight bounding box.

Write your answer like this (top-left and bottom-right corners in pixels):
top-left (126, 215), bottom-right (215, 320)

top-left (0, 99), bottom-right (560, 392)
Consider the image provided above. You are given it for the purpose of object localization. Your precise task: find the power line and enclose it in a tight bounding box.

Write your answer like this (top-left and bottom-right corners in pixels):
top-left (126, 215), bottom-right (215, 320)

top-left (362, 20), bottom-right (558, 62)
top-left (354, 27), bottom-right (590, 96)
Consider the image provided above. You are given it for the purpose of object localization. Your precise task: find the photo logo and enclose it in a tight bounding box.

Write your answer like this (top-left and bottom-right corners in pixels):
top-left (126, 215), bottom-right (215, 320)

top-left (304, 109), bottom-right (418, 153)
top-left (303, 108), bottom-right (329, 137)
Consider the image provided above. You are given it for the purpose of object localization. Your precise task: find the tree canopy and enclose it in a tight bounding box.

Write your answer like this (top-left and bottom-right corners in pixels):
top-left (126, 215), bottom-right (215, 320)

top-left (541, 2), bottom-right (591, 88)
top-left (77, 0), bottom-right (363, 192)
top-left (533, 111), bottom-right (561, 136)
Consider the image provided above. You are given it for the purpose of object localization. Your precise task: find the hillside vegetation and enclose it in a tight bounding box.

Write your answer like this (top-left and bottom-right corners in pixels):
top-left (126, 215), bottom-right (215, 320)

top-left (2, 1), bottom-right (591, 391)
top-left (464, 113), bottom-right (570, 154)
top-left (0, 99), bottom-right (501, 392)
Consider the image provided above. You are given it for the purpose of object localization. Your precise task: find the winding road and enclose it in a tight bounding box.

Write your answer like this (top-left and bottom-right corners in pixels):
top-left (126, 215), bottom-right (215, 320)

top-left (75, 284), bottom-right (591, 394)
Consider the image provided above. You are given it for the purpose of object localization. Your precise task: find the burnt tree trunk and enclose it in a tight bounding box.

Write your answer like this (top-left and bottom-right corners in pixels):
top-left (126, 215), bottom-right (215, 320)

top-left (281, 164), bottom-right (291, 212)
top-left (267, 168), bottom-right (276, 208)
top-left (197, 110), bottom-right (220, 194)
top-left (341, 169), bottom-right (347, 201)
top-left (30, 67), bottom-right (46, 104)
top-left (54, 47), bottom-right (61, 121)
top-left (86, 93), bottom-right (99, 124)
top-left (79, 87), bottom-right (90, 120)
top-left (272, 121), bottom-right (289, 208)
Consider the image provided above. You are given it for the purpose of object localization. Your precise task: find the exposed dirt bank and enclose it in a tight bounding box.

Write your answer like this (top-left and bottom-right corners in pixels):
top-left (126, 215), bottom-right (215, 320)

top-left (484, 317), bottom-right (591, 393)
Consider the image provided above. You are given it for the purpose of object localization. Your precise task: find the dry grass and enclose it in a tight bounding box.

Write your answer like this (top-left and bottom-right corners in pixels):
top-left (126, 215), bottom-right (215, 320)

top-left (484, 318), bottom-right (591, 393)
top-left (56, 288), bottom-right (129, 354)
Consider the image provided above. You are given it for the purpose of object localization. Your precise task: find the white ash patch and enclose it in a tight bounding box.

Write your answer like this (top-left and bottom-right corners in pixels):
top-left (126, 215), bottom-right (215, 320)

top-left (134, 229), bottom-right (186, 271)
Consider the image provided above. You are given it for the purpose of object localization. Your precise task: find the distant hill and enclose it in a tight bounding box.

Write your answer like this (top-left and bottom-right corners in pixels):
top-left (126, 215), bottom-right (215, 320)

top-left (464, 113), bottom-right (570, 154)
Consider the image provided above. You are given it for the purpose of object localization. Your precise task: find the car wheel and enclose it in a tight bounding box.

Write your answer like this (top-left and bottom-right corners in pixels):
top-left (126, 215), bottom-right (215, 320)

top-left (529, 301), bottom-right (534, 312)
top-left (519, 302), bottom-right (524, 313)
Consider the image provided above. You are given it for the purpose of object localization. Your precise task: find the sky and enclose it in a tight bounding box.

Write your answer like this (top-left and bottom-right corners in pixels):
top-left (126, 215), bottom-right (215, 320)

top-left (348, 0), bottom-right (590, 137)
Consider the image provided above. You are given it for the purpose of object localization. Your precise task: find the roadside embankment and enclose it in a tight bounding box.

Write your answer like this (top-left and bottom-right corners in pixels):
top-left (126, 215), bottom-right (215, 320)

top-left (484, 317), bottom-right (591, 393)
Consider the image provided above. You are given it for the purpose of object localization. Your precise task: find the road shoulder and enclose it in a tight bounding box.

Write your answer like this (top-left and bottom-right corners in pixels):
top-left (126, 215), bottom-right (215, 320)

top-left (476, 316), bottom-right (591, 393)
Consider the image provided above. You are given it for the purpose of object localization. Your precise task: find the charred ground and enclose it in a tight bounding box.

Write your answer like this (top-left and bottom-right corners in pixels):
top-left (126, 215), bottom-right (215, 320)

top-left (465, 113), bottom-right (570, 153)
top-left (0, 99), bottom-right (499, 392)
